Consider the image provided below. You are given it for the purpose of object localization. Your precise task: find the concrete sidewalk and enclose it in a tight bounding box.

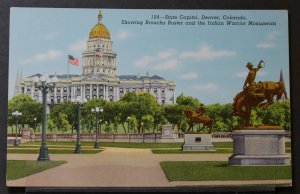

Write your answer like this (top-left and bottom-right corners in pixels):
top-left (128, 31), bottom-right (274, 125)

top-left (7, 148), bottom-right (291, 187)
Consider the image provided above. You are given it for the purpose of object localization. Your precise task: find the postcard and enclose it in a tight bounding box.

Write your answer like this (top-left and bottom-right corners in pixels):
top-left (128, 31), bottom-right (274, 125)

top-left (6, 8), bottom-right (291, 190)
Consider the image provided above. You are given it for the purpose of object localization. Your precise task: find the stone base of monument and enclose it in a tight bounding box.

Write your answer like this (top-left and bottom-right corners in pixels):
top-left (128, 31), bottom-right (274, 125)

top-left (182, 133), bottom-right (215, 151)
top-left (228, 126), bottom-right (290, 165)
top-left (161, 125), bottom-right (175, 143)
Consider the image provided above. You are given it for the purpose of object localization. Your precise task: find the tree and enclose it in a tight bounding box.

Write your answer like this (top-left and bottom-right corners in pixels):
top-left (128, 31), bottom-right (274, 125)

top-left (119, 92), bottom-right (162, 133)
top-left (141, 114), bottom-right (154, 132)
top-left (164, 104), bottom-right (185, 130)
top-left (176, 93), bottom-right (201, 110)
top-left (8, 94), bottom-right (43, 132)
top-left (54, 113), bottom-right (71, 133)
top-left (47, 118), bottom-right (56, 133)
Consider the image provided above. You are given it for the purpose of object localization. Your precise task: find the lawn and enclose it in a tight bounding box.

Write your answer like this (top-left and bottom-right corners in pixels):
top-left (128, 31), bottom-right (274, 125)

top-left (7, 160), bottom-right (67, 180)
top-left (160, 161), bottom-right (292, 181)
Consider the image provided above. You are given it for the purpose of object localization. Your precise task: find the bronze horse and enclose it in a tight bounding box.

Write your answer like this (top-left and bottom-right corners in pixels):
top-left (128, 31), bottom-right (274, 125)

top-left (233, 81), bottom-right (285, 126)
top-left (184, 109), bottom-right (213, 133)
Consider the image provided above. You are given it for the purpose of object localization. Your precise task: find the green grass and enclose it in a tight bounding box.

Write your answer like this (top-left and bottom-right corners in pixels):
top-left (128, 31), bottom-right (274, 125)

top-left (7, 160), bottom-right (67, 180)
top-left (160, 161), bottom-right (292, 181)
top-left (152, 148), bottom-right (233, 154)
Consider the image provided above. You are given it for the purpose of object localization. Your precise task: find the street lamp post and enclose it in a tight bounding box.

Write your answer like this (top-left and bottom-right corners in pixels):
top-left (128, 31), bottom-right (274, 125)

top-left (92, 107), bottom-right (103, 148)
top-left (33, 73), bottom-right (57, 161)
top-left (12, 111), bottom-right (22, 146)
top-left (72, 96), bottom-right (87, 153)
top-left (33, 117), bottom-right (37, 134)
top-left (127, 116), bottom-right (131, 133)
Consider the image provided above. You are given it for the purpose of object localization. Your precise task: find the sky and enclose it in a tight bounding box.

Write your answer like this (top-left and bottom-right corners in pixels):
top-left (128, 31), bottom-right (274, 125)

top-left (9, 8), bottom-right (290, 104)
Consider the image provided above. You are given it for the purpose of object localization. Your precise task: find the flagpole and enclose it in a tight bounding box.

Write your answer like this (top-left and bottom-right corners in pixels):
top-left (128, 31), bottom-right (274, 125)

top-left (67, 56), bottom-right (69, 102)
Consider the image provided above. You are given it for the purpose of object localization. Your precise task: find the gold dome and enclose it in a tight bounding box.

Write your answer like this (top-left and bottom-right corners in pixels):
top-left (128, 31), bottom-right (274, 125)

top-left (89, 23), bottom-right (111, 39)
top-left (89, 10), bottom-right (110, 39)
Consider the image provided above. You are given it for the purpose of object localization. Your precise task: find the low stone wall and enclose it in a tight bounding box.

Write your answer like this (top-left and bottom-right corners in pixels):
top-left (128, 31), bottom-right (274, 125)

top-left (21, 131), bottom-right (291, 143)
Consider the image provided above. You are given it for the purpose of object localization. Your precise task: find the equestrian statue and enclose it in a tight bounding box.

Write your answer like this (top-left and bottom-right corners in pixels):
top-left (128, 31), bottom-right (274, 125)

top-left (184, 103), bottom-right (213, 133)
top-left (233, 60), bottom-right (286, 126)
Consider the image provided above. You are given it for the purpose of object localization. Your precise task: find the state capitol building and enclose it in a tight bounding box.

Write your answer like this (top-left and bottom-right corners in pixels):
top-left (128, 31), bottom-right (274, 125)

top-left (15, 11), bottom-right (176, 105)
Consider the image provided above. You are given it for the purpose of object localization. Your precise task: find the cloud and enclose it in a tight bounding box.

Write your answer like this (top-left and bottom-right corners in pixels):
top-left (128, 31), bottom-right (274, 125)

top-left (152, 59), bottom-right (181, 70)
top-left (114, 30), bottom-right (134, 40)
top-left (191, 83), bottom-right (218, 92)
top-left (158, 49), bottom-right (177, 59)
top-left (135, 56), bottom-right (155, 67)
top-left (179, 72), bottom-right (198, 80)
top-left (134, 48), bottom-right (179, 70)
top-left (44, 32), bottom-right (59, 40)
top-left (20, 49), bottom-right (62, 65)
top-left (256, 31), bottom-right (280, 49)
top-left (180, 44), bottom-right (236, 61)
top-left (256, 42), bottom-right (275, 48)
top-left (69, 39), bottom-right (86, 52)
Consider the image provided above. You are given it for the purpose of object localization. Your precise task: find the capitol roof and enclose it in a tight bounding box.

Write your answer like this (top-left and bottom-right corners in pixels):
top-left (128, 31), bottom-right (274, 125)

top-left (89, 10), bottom-right (111, 39)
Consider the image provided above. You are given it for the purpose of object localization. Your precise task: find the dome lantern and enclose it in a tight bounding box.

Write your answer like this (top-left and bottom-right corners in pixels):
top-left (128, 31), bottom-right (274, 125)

top-left (98, 10), bottom-right (103, 23)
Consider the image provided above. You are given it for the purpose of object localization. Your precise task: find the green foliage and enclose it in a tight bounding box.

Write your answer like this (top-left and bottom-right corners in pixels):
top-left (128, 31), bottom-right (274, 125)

top-left (8, 94), bottom-right (43, 128)
top-left (141, 114), bottom-right (154, 132)
top-left (164, 104), bottom-right (185, 128)
top-left (206, 103), bottom-right (234, 131)
top-left (176, 93), bottom-right (201, 110)
top-left (54, 113), bottom-right (71, 133)
top-left (46, 118), bottom-right (55, 132)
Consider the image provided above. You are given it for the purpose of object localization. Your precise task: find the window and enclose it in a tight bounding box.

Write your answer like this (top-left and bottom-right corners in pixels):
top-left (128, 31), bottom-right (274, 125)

top-left (126, 88), bottom-right (129, 92)
top-left (99, 95), bottom-right (103, 99)
top-left (93, 86), bottom-right (97, 92)
top-left (109, 86), bottom-right (113, 92)
top-left (63, 87), bottom-right (67, 92)
top-left (93, 95), bottom-right (97, 99)
top-left (27, 87), bottom-right (31, 92)
top-left (120, 88), bottom-right (123, 93)
top-left (35, 87), bottom-right (38, 92)
top-left (162, 89), bottom-right (165, 93)
top-left (146, 88), bottom-right (150, 92)
top-left (154, 88), bottom-right (157, 93)
top-left (86, 95), bottom-right (90, 99)
top-left (57, 87), bottom-right (61, 92)
top-left (133, 88), bottom-right (136, 92)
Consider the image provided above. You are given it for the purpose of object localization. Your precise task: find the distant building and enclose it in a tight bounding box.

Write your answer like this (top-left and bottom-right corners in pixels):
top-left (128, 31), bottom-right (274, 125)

top-left (15, 10), bottom-right (176, 105)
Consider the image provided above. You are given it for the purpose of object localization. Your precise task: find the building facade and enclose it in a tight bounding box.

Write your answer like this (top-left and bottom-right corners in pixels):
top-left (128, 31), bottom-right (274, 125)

top-left (16, 11), bottom-right (176, 105)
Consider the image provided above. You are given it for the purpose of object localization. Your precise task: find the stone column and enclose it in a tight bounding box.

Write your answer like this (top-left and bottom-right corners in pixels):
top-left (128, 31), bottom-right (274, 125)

top-left (89, 84), bottom-right (92, 99)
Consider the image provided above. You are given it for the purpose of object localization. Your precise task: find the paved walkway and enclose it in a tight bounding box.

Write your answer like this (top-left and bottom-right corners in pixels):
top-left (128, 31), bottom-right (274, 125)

top-left (7, 148), bottom-right (291, 187)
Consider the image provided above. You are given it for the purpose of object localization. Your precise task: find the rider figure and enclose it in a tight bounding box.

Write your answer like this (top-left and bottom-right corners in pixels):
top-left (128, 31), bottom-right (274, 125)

top-left (196, 103), bottom-right (206, 118)
top-left (243, 61), bottom-right (264, 98)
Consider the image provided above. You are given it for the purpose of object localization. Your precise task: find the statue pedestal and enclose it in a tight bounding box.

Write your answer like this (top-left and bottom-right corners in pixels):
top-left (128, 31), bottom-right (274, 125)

top-left (229, 127), bottom-right (290, 165)
top-left (182, 133), bottom-right (215, 151)
top-left (161, 125), bottom-right (175, 143)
